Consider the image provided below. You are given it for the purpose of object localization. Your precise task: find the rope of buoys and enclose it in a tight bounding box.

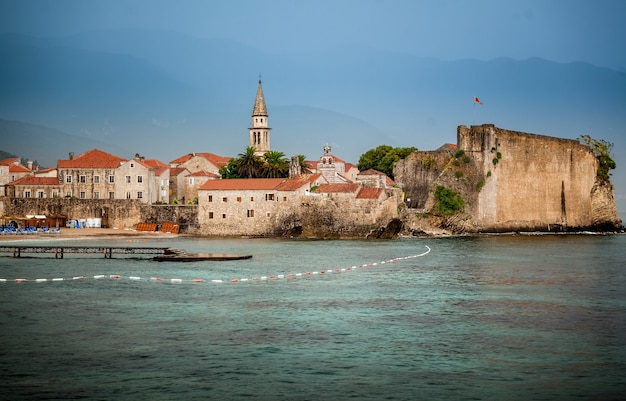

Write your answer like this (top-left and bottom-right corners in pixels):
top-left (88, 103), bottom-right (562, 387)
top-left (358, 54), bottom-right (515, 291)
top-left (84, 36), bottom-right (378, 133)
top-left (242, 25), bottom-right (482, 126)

top-left (0, 246), bottom-right (431, 285)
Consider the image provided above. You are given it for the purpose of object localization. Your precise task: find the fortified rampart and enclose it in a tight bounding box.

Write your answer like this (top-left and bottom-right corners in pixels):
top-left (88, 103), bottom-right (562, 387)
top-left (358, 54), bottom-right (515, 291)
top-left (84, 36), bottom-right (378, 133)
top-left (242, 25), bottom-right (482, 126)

top-left (395, 124), bottom-right (622, 233)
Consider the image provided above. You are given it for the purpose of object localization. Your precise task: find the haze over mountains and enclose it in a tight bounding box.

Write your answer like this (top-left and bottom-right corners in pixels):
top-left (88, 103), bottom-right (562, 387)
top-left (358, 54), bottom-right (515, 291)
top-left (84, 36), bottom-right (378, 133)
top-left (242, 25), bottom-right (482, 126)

top-left (1, 29), bottom-right (625, 212)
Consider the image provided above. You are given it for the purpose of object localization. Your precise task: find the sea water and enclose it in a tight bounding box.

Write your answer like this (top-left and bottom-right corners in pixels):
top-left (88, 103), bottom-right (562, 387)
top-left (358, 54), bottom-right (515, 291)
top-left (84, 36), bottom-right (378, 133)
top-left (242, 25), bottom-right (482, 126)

top-left (0, 234), bottom-right (624, 400)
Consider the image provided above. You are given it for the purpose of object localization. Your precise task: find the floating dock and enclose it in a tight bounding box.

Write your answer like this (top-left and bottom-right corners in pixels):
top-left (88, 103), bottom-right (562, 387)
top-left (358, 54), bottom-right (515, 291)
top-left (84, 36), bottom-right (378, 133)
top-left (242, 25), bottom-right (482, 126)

top-left (0, 246), bottom-right (252, 261)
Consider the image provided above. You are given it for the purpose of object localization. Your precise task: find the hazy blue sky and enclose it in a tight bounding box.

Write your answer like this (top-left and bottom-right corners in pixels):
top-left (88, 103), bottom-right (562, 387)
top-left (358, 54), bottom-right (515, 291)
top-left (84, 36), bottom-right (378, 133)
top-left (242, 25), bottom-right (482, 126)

top-left (2, 0), bottom-right (625, 70)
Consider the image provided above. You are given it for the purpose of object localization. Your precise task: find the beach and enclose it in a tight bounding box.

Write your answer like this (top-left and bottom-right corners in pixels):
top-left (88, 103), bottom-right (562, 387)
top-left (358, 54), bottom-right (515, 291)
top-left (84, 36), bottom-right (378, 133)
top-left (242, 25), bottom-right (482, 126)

top-left (0, 227), bottom-right (179, 241)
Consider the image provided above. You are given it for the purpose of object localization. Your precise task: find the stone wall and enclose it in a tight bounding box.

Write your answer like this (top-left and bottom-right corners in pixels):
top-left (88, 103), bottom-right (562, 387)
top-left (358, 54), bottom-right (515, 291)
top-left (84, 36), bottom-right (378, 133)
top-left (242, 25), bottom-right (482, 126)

top-left (394, 148), bottom-right (455, 209)
top-left (394, 124), bottom-right (622, 233)
top-left (0, 197), bottom-right (199, 232)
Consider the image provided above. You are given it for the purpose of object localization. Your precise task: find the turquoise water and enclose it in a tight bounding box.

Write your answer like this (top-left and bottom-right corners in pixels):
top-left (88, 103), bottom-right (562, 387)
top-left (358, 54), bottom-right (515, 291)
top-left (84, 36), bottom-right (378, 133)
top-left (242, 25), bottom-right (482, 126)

top-left (0, 235), bottom-right (624, 400)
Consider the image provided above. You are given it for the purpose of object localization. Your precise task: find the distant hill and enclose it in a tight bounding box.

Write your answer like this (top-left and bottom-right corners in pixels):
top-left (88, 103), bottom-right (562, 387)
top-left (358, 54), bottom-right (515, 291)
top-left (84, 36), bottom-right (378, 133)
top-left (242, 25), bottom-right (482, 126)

top-left (0, 118), bottom-right (127, 168)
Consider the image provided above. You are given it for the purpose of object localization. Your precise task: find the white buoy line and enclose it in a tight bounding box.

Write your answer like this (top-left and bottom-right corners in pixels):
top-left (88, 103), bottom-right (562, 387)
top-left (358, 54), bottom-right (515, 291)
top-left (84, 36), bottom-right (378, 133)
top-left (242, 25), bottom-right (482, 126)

top-left (0, 246), bottom-right (430, 285)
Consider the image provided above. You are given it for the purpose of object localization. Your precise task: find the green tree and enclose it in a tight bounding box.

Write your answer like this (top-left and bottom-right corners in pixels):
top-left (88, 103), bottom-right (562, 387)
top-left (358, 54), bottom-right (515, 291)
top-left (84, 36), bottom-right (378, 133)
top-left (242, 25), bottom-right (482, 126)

top-left (237, 146), bottom-right (263, 178)
top-left (261, 150), bottom-right (289, 178)
top-left (579, 135), bottom-right (616, 182)
top-left (357, 145), bottom-right (416, 179)
top-left (219, 158), bottom-right (241, 179)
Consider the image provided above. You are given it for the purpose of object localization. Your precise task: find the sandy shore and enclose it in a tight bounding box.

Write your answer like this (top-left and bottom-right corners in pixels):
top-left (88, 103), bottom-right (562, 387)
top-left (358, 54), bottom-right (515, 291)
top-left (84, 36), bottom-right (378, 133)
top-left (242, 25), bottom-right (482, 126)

top-left (0, 227), bottom-right (180, 242)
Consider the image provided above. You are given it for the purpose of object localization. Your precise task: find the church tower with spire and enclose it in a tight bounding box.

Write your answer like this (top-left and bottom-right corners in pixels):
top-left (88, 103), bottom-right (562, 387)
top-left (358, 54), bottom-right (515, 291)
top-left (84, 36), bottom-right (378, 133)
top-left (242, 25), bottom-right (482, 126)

top-left (249, 78), bottom-right (271, 156)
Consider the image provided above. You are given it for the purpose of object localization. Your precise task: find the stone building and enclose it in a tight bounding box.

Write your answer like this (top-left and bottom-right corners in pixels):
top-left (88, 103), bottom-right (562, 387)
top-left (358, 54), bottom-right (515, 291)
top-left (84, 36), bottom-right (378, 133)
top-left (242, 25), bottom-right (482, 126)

top-left (5, 176), bottom-right (61, 199)
top-left (197, 174), bottom-right (325, 236)
top-left (0, 157), bottom-right (32, 196)
top-left (169, 152), bottom-right (230, 203)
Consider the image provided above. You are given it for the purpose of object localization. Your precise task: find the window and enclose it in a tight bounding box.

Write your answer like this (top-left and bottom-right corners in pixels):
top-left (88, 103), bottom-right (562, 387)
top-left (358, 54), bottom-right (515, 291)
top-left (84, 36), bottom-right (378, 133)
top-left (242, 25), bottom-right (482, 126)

top-left (80, 175), bottom-right (86, 183)
top-left (137, 176), bottom-right (143, 183)
top-left (208, 195), bottom-right (213, 202)
top-left (80, 192), bottom-right (86, 199)
top-left (109, 176), bottom-right (115, 183)
top-left (137, 192), bottom-right (143, 199)
top-left (265, 193), bottom-right (274, 201)
top-left (251, 196), bottom-right (254, 201)
top-left (237, 197), bottom-right (242, 202)
top-left (66, 175), bottom-right (72, 183)
top-left (283, 196), bottom-right (287, 202)
top-left (94, 176), bottom-right (100, 184)
top-left (24, 190), bottom-right (31, 198)
top-left (126, 192), bottom-right (131, 199)
top-left (209, 212), bottom-right (214, 219)
top-left (222, 197), bottom-right (228, 202)
top-left (94, 192), bottom-right (100, 199)
top-left (52, 191), bottom-right (59, 198)
top-left (126, 176), bottom-right (131, 183)
top-left (222, 214), bottom-right (226, 218)
top-left (189, 177), bottom-right (194, 185)
top-left (130, 162), bottom-right (134, 168)
top-left (37, 191), bottom-right (45, 198)
top-left (109, 192), bottom-right (115, 199)
top-left (247, 210), bottom-right (255, 217)
top-left (66, 192), bottom-right (72, 198)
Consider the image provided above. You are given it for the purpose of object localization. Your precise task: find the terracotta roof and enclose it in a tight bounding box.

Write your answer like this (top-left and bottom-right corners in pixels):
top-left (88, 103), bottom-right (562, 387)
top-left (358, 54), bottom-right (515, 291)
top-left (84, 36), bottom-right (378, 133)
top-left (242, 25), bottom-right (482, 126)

top-left (188, 170), bottom-right (220, 178)
top-left (170, 152), bottom-right (231, 168)
top-left (154, 166), bottom-right (169, 176)
top-left (10, 176), bottom-right (59, 186)
top-left (275, 174), bottom-right (321, 191)
top-left (313, 183), bottom-right (360, 194)
top-left (356, 187), bottom-right (384, 199)
top-left (0, 157), bottom-right (20, 166)
top-left (9, 164), bottom-right (31, 173)
top-left (170, 167), bottom-right (189, 177)
top-left (57, 149), bottom-right (125, 169)
top-left (438, 143), bottom-right (458, 151)
top-left (142, 159), bottom-right (167, 168)
top-left (358, 169), bottom-right (385, 176)
top-left (200, 178), bottom-right (285, 191)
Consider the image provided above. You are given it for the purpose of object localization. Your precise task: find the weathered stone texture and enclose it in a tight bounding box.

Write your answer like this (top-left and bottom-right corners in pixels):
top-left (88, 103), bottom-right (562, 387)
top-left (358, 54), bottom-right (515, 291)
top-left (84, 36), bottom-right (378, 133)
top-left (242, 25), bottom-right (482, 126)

top-left (395, 124), bottom-right (622, 233)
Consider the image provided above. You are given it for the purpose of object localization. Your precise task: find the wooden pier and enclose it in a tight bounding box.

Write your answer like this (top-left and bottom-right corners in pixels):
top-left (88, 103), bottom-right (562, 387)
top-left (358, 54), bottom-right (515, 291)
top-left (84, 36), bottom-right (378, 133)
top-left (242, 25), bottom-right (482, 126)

top-left (0, 246), bottom-right (252, 261)
top-left (0, 245), bottom-right (174, 259)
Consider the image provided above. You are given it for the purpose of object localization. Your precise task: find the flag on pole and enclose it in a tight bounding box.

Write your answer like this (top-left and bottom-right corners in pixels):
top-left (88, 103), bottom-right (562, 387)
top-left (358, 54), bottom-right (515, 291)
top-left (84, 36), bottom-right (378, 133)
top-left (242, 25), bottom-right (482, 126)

top-left (474, 96), bottom-right (483, 105)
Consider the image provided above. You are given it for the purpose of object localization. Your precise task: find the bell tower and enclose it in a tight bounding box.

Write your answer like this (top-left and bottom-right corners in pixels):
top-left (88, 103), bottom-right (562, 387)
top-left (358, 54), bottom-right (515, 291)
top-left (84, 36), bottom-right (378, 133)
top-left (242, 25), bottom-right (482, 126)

top-left (249, 78), bottom-right (271, 156)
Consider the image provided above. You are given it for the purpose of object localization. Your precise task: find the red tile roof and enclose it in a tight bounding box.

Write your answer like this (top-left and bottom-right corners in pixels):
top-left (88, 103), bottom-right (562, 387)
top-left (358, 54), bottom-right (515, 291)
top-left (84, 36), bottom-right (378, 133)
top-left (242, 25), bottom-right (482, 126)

top-left (9, 164), bottom-right (31, 173)
top-left (170, 167), bottom-right (189, 177)
top-left (0, 157), bottom-right (20, 166)
top-left (356, 187), bottom-right (384, 199)
top-left (57, 149), bottom-right (125, 169)
top-left (10, 176), bottom-right (59, 186)
top-left (275, 174), bottom-right (321, 191)
top-left (358, 169), bottom-right (385, 176)
top-left (170, 152), bottom-right (231, 168)
top-left (188, 170), bottom-right (220, 178)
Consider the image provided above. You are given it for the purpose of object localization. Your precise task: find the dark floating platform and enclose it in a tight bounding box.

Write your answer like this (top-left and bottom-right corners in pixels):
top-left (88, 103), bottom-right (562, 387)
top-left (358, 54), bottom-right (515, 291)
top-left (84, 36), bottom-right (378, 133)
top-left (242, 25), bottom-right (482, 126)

top-left (153, 252), bottom-right (253, 262)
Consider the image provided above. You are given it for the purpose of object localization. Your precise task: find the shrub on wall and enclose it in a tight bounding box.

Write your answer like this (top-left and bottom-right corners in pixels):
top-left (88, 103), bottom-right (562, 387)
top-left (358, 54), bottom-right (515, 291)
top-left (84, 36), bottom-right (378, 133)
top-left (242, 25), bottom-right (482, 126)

top-left (434, 185), bottom-right (464, 215)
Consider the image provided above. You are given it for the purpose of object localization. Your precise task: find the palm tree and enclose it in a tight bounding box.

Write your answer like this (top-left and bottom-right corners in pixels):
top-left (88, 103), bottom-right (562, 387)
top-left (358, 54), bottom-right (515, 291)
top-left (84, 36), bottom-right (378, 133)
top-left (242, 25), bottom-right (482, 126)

top-left (261, 150), bottom-right (289, 178)
top-left (237, 147), bottom-right (263, 178)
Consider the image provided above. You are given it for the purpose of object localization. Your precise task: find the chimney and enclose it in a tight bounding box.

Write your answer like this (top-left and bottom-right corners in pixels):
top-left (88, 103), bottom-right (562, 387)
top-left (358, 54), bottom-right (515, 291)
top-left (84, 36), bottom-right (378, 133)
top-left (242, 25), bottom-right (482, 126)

top-left (69, 152), bottom-right (74, 160)
top-left (27, 160), bottom-right (33, 170)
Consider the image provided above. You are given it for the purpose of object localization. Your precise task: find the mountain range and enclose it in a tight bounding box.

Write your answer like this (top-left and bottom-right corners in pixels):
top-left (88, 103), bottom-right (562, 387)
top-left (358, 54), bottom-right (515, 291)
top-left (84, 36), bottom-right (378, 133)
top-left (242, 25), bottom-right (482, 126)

top-left (1, 29), bottom-right (624, 213)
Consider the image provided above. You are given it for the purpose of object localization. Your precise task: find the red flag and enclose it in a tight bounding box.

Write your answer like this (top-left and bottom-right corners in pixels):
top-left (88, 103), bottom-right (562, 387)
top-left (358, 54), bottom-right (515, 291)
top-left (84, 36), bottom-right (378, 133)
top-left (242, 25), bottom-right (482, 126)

top-left (474, 96), bottom-right (483, 105)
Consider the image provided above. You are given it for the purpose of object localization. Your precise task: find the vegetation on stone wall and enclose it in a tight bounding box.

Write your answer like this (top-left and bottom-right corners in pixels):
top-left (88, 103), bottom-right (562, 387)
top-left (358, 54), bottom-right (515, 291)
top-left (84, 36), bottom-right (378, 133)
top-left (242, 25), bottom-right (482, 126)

top-left (434, 185), bottom-right (464, 215)
top-left (578, 135), bottom-right (616, 182)
top-left (358, 145), bottom-right (417, 179)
